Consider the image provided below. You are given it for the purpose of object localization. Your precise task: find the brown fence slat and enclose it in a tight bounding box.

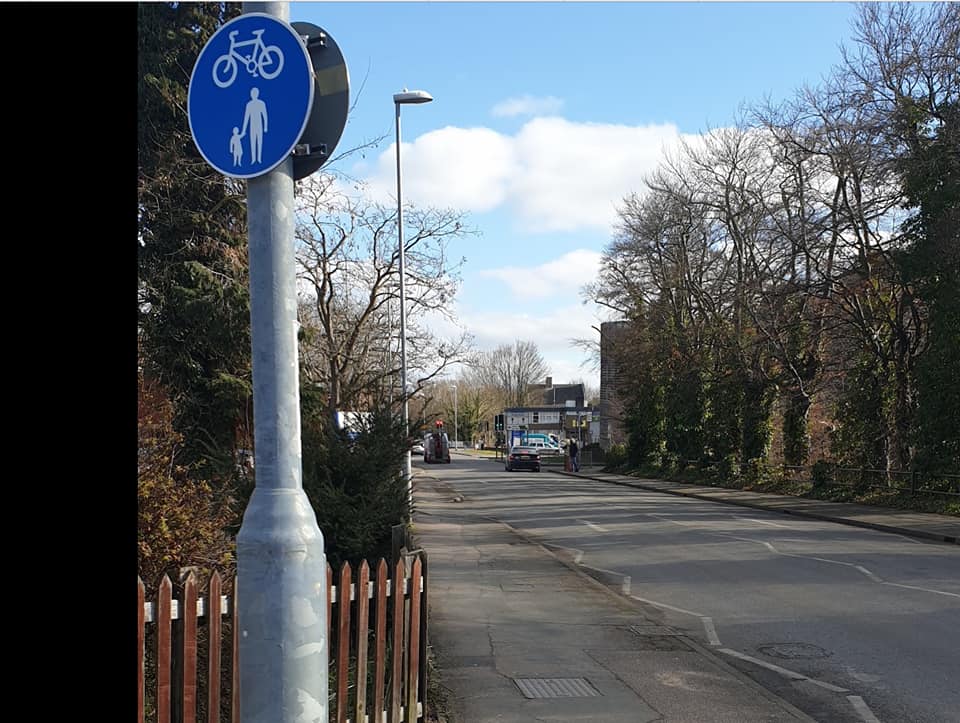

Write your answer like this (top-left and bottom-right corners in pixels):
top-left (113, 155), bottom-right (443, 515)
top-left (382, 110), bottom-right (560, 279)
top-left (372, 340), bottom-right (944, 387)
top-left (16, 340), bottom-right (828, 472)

top-left (390, 559), bottom-right (405, 723)
top-left (406, 557), bottom-right (422, 723)
top-left (355, 561), bottom-right (370, 723)
top-left (181, 572), bottom-right (199, 723)
top-left (207, 573), bottom-right (222, 723)
top-left (138, 556), bottom-right (429, 723)
top-left (418, 552), bottom-right (428, 722)
top-left (327, 562), bottom-right (333, 660)
top-left (374, 559), bottom-right (388, 722)
top-left (402, 568), bottom-right (410, 723)
top-left (138, 577), bottom-right (145, 723)
top-left (232, 576), bottom-right (239, 723)
top-left (157, 575), bottom-right (173, 723)
top-left (337, 562), bottom-right (352, 723)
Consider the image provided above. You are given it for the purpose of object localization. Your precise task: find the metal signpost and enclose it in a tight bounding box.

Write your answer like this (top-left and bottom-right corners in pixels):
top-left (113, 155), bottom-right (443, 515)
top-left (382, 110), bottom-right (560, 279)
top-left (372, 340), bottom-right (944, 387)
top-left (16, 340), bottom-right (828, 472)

top-left (187, 4), bottom-right (348, 721)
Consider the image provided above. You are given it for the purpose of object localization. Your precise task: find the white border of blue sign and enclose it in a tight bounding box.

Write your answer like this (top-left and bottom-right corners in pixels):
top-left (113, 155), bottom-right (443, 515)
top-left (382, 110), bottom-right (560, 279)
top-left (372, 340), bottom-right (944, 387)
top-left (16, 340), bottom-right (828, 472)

top-left (188, 13), bottom-right (315, 180)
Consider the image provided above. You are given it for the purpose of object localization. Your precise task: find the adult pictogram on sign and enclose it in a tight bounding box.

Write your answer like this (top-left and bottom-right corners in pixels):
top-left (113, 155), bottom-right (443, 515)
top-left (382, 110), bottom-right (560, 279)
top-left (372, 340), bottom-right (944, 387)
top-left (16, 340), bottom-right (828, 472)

top-left (188, 13), bottom-right (313, 180)
top-left (240, 88), bottom-right (269, 164)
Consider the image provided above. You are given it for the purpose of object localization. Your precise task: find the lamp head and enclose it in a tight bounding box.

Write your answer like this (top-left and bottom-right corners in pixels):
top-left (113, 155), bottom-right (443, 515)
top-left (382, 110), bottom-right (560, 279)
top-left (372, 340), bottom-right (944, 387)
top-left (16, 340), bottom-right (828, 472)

top-left (394, 89), bottom-right (434, 105)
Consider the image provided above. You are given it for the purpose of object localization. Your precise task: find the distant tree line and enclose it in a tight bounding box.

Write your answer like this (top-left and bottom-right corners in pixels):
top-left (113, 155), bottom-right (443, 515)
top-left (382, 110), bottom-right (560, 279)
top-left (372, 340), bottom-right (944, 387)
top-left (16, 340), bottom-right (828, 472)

top-left (415, 340), bottom-right (580, 446)
top-left (586, 3), bottom-right (958, 478)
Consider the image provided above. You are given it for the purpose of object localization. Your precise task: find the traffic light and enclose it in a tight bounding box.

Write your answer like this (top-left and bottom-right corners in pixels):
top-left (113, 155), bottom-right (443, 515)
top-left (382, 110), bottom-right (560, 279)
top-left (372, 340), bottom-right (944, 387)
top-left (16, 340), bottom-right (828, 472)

top-left (494, 414), bottom-right (504, 431)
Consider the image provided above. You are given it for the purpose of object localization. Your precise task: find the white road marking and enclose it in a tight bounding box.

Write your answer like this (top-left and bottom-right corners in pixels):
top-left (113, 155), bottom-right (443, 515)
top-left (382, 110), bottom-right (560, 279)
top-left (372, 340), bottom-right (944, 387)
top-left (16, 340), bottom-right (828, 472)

top-left (847, 695), bottom-right (882, 722)
top-left (735, 516), bottom-right (792, 528)
top-left (881, 581), bottom-right (960, 598)
top-left (701, 616), bottom-right (721, 646)
top-left (629, 594), bottom-right (702, 617)
top-left (577, 519), bottom-right (610, 533)
top-left (647, 512), bottom-right (701, 527)
top-left (726, 535), bottom-right (780, 553)
top-left (854, 565), bottom-right (883, 582)
top-left (718, 648), bottom-right (807, 680)
top-left (718, 648), bottom-right (850, 692)
top-left (725, 536), bottom-right (960, 597)
top-left (805, 678), bottom-right (852, 693)
top-left (579, 563), bottom-right (631, 593)
top-left (551, 544), bottom-right (584, 564)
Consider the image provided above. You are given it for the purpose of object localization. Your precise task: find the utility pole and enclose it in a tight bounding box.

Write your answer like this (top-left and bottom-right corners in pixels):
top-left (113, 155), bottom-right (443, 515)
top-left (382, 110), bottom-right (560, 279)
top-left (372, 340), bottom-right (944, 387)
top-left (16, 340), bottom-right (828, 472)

top-left (452, 384), bottom-right (458, 450)
top-left (234, 3), bottom-right (328, 721)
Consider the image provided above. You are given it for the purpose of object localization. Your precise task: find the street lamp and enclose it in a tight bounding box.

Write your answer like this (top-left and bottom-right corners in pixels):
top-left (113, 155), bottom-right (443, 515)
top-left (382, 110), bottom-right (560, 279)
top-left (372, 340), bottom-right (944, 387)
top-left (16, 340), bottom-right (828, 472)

top-left (451, 384), bottom-right (458, 450)
top-left (394, 88), bottom-right (433, 506)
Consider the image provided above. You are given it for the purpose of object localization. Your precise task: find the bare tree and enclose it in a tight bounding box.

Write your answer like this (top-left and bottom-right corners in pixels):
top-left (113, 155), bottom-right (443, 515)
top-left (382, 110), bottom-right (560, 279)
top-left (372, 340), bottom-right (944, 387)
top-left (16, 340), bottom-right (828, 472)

top-left (473, 341), bottom-right (550, 408)
top-left (295, 173), bottom-right (475, 417)
top-left (585, 1), bottom-right (956, 473)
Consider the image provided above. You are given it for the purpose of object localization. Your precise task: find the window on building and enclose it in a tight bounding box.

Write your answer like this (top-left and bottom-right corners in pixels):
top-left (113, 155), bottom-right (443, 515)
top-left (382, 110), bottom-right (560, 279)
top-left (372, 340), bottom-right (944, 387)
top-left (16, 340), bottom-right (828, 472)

top-left (533, 412), bottom-right (540, 423)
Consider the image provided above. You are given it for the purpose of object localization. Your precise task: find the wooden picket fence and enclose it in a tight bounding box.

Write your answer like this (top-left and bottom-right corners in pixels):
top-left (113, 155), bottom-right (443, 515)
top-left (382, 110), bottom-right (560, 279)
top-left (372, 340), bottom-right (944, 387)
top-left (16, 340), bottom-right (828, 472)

top-left (138, 553), bottom-right (428, 723)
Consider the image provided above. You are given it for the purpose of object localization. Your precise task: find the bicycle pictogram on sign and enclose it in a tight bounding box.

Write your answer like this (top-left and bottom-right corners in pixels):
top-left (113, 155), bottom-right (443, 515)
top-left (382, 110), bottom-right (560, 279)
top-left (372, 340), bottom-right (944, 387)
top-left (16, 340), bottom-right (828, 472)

top-left (213, 28), bottom-right (285, 88)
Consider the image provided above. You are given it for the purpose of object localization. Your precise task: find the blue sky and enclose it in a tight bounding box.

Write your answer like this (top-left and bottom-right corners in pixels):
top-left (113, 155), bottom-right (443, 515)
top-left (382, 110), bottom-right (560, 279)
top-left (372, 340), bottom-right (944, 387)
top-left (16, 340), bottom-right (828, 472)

top-left (290, 1), bottom-right (862, 390)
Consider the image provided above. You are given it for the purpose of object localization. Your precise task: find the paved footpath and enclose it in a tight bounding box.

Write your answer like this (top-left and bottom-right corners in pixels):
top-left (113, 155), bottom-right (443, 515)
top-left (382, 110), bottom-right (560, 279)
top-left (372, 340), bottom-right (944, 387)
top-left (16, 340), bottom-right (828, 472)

top-left (414, 476), bottom-right (817, 723)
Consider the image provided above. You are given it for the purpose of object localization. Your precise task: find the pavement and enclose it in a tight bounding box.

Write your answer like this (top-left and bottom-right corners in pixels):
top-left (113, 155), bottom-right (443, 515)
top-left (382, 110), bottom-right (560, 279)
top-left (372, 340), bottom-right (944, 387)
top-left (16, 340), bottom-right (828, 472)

top-left (412, 459), bottom-right (959, 722)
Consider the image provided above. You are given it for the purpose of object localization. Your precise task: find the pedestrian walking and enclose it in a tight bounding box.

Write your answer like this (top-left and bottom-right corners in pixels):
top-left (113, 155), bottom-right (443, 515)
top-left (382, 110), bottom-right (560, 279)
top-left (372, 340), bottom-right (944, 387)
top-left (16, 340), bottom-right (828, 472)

top-left (569, 439), bottom-right (579, 472)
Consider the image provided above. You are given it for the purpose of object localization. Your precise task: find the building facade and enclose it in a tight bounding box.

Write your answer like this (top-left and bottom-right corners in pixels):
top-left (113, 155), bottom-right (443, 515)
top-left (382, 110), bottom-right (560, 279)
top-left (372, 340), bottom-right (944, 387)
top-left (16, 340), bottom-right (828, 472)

top-left (599, 320), bottom-right (629, 450)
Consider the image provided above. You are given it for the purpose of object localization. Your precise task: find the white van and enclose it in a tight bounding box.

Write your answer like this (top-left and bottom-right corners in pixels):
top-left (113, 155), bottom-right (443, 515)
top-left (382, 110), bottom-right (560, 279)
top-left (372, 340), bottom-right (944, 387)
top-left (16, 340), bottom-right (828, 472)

top-left (523, 437), bottom-right (561, 453)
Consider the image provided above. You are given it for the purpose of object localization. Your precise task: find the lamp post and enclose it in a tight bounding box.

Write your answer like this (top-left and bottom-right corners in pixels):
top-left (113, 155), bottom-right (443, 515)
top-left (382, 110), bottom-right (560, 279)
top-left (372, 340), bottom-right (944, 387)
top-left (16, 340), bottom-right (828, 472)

top-left (451, 384), bottom-right (458, 450)
top-left (235, 3), bottom-right (328, 719)
top-left (394, 88), bottom-right (433, 508)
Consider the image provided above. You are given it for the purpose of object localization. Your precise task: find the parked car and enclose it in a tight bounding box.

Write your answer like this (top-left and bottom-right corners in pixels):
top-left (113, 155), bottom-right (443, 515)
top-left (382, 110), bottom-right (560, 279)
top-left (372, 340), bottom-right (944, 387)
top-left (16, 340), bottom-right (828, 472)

top-left (411, 442), bottom-right (425, 455)
top-left (505, 445), bottom-right (541, 472)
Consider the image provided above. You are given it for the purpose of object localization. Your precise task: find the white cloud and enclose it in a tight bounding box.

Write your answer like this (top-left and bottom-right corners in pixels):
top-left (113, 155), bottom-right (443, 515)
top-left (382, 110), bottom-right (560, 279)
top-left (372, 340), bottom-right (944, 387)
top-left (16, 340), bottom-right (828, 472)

top-left (509, 118), bottom-right (686, 232)
top-left (491, 94), bottom-right (564, 118)
top-left (354, 117), bottom-right (695, 233)
top-left (364, 125), bottom-right (518, 212)
top-left (479, 249), bottom-right (602, 300)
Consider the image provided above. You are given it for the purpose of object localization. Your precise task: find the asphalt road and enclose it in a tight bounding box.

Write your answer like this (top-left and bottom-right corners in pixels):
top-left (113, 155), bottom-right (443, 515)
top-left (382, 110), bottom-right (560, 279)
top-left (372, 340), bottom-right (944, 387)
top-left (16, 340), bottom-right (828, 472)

top-left (418, 456), bottom-right (960, 723)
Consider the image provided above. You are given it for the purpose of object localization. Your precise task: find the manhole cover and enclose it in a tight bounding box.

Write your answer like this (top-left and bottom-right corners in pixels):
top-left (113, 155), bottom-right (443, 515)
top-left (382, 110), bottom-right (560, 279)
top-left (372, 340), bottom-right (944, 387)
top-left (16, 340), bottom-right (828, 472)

top-left (758, 642), bottom-right (832, 660)
top-left (514, 677), bottom-right (601, 698)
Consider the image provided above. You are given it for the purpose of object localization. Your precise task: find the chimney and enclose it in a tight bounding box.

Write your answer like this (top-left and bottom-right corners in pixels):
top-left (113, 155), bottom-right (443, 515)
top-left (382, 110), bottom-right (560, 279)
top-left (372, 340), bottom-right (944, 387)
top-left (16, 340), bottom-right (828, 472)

top-left (545, 376), bottom-right (552, 387)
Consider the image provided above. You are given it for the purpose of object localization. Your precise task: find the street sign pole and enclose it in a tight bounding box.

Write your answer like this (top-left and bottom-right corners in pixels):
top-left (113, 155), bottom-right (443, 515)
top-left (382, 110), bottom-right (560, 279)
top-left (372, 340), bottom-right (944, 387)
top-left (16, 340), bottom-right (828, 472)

top-left (233, 3), bottom-right (328, 722)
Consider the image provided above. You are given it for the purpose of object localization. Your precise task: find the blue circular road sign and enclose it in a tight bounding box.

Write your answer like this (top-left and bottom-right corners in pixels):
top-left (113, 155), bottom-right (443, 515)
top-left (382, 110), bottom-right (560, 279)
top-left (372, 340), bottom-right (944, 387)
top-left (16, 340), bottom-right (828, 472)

top-left (188, 13), bottom-right (314, 179)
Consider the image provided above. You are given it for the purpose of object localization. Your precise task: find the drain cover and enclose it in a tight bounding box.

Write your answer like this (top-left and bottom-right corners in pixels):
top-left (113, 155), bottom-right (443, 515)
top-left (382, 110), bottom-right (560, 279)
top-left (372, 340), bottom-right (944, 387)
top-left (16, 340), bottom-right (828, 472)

top-left (758, 642), bottom-right (831, 660)
top-left (514, 677), bottom-right (601, 698)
